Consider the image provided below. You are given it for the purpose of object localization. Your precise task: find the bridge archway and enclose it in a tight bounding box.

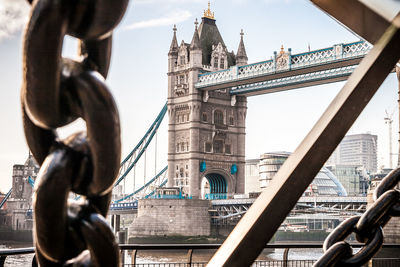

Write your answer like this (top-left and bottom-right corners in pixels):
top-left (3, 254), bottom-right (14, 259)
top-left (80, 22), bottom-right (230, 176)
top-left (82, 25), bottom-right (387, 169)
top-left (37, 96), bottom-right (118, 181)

top-left (200, 170), bottom-right (232, 200)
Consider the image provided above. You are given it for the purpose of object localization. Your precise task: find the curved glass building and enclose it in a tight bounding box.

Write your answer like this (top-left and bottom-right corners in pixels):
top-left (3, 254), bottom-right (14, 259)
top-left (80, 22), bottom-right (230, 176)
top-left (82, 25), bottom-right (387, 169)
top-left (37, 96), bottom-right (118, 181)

top-left (250, 152), bottom-right (347, 196)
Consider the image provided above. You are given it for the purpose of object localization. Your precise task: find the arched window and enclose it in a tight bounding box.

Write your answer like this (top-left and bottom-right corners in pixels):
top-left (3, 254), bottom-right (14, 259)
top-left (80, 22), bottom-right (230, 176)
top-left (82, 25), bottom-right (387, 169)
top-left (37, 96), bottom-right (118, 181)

top-left (214, 110), bottom-right (224, 125)
top-left (202, 112), bottom-right (208, 122)
top-left (229, 116), bottom-right (234, 126)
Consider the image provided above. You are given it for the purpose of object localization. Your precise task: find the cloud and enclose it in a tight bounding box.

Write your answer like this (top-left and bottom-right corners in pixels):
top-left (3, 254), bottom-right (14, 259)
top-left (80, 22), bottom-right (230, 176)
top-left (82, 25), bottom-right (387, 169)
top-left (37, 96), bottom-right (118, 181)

top-left (125, 10), bottom-right (192, 30)
top-left (0, 0), bottom-right (30, 41)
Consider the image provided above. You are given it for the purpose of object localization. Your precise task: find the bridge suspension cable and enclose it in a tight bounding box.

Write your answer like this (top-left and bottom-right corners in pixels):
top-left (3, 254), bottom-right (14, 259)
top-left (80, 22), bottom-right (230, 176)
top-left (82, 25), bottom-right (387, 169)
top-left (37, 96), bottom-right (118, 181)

top-left (0, 188), bottom-right (12, 209)
top-left (74, 102), bottom-right (168, 202)
top-left (113, 165), bottom-right (168, 203)
top-left (114, 102), bottom-right (167, 187)
top-left (0, 176), bottom-right (35, 209)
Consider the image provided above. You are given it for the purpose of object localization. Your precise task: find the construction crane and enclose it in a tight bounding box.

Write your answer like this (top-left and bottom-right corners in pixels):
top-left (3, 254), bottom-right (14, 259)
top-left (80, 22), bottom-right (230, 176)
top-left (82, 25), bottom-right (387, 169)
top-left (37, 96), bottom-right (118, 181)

top-left (384, 110), bottom-right (394, 169)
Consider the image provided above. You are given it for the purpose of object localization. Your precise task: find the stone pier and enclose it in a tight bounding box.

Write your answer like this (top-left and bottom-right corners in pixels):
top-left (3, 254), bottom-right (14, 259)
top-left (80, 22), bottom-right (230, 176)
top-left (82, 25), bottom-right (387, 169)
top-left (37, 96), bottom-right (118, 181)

top-left (128, 199), bottom-right (210, 240)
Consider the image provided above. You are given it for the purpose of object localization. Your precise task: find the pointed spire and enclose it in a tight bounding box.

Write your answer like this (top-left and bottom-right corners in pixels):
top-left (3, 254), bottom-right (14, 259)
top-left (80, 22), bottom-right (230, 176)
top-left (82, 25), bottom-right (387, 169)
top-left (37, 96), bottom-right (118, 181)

top-left (168, 24), bottom-right (178, 55)
top-left (236, 29), bottom-right (248, 65)
top-left (190, 19), bottom-right (201, 50)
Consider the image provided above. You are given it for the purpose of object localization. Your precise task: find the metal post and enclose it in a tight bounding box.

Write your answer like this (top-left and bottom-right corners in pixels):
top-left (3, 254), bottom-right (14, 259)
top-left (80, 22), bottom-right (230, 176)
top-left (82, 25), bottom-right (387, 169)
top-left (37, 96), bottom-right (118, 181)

top-left (144, 150), bottom-right (147, 187)
top-left (134, 152), bottom-right (136, 194)
top-left (131, 250), bottom-right (137, 266)
top-left (187, 249), bottom-right (193, 266)
top-left (155, 131), bottom-right (157, 176)
top-left (115, 215), bottom-right (120, 233)
top-left (0, 256), bottom-right (6, 267)
top-left (283, 248), bottom-right (289, 267)
top-left (32, 254), bottom-right (38, 267)
top-left (396, 65), bottom-right (400, 167)
top-left (118, 231), bottom-right (126, 266)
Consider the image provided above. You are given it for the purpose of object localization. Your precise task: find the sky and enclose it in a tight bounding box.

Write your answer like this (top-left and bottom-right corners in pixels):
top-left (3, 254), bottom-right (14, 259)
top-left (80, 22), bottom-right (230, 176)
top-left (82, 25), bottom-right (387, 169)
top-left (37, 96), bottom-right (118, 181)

top-left (0, 0), bottom-right (399, 193)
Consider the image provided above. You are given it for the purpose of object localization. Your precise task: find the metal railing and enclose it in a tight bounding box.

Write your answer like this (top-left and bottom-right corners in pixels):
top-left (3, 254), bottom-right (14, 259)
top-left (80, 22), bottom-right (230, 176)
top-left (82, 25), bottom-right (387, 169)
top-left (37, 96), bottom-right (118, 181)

top-left (1, 243), bottom-right (399, 267)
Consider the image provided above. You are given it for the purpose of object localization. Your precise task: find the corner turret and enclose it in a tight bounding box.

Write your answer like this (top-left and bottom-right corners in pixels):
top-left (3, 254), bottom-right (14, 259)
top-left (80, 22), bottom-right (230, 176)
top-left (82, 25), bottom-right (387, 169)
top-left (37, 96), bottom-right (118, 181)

top-left (168, 25), bottom-right (178, 72)
top-left (236, 29), bottom-right (248, 66)
top-left (190, 19), bottom-right (202, 68)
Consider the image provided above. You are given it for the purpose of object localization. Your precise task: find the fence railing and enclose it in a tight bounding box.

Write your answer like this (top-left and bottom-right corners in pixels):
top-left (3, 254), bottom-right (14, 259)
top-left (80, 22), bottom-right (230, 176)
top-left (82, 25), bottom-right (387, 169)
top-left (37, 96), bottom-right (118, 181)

top-left (1, 243), bottom-right (399, 267)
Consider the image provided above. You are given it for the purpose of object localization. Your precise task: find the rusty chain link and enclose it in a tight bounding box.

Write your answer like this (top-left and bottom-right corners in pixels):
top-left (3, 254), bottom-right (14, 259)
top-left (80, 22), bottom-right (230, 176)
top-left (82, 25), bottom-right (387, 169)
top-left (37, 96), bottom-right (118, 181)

top-left (314, 168), bottom-right (400, 266)
top-left (21, 0), bottom-right (129, 266)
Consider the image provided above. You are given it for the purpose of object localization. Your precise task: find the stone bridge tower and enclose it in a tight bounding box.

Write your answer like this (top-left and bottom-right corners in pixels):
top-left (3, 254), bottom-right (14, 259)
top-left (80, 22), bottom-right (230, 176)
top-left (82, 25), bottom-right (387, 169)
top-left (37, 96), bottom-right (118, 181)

top-left (167, 4), bottom-right (248, 199)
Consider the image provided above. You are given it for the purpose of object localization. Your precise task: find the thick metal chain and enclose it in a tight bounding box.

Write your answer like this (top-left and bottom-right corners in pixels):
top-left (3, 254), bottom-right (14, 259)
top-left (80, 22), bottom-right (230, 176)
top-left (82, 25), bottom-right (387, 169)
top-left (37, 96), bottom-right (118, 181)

top-left (314, 168), bottom-right (400, 266)
top-left (21, 0), bottom-right (129, 266)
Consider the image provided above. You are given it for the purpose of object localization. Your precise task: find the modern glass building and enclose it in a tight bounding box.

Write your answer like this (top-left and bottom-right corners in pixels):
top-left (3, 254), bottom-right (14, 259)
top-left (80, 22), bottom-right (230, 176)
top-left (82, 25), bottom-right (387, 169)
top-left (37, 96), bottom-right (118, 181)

top-left (326, 133), bottom-right (377, 174)
top-left (245, 152), bottom-right (347, 196)
top-left (326, 165), bottom-right (368, 196)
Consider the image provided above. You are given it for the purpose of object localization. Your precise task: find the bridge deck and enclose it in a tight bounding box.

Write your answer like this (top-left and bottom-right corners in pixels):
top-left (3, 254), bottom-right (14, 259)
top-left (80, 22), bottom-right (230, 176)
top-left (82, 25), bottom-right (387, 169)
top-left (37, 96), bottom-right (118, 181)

top-left (195, 41), bottom-right (371, 96)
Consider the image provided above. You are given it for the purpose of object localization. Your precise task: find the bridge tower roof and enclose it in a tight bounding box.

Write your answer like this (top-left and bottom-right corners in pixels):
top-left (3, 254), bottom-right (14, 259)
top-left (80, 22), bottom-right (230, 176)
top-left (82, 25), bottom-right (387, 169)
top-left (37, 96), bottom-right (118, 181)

top-left (197, 4), bottom-right (235, 66)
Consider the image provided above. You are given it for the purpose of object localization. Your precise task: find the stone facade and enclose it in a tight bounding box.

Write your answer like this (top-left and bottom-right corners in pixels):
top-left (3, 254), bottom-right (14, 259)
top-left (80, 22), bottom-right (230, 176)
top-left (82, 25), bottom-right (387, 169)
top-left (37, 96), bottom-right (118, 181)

top-left (166, 12), bottom-right (248, 198)
top-left (5, 154), bottom-right (39, 230)
top-left (128, 199), bottom-right (210, 237)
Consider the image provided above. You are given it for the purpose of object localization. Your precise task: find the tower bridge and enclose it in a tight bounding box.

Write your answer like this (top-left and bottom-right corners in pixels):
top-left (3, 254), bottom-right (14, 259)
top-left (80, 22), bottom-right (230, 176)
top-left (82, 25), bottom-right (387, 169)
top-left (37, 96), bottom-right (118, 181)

top-left (164, 4), bottom-right (385, 200)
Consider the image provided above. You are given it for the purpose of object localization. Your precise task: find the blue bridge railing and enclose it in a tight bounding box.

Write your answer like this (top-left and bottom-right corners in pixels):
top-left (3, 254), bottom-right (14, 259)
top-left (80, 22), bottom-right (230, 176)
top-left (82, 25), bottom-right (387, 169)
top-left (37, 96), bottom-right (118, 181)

top-left (205, 193), bottom-right (227, 200)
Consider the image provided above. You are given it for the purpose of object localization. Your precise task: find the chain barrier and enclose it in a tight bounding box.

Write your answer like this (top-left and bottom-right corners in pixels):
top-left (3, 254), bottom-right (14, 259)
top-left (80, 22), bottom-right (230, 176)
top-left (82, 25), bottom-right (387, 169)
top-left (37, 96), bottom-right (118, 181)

top-left (21, 0), bottom-right (129, 265)
top-left (314, 168), bottom-right (400, 266)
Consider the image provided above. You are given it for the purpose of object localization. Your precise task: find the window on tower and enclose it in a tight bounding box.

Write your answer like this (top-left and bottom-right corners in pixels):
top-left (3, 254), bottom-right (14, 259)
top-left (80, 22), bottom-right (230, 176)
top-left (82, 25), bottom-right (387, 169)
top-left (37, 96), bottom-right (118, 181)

top-left (179, 75), bottom-right (185, 84)
top-left (229, 116), bottom-right (234, 126)
top-left (205, 142), bottom-right (212, 152)
top-left (180, 56), bottom-right (185, 65)
top-left (214, 110), bottom-right (224, 125)
top-left (220, 58), bottom-right (225, 69)
top-left (225, 144), bottom-right (231, 154)
top-left (214, 57), bottom-right (219, 68)
top-left (202, 112), bottom-right (208, 122)
top-left (213, 140), bottom-right (223, 153)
